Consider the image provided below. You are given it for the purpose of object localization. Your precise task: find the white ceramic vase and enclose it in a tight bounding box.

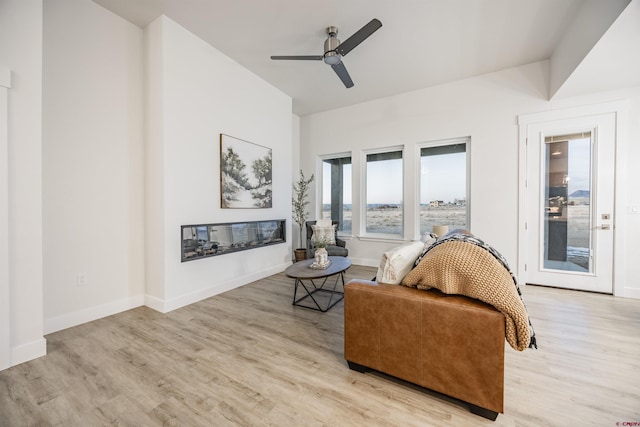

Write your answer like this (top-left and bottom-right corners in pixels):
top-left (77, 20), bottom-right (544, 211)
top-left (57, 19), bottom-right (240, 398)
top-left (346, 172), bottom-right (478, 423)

top-left (314, 247), bottom-right (328, 266)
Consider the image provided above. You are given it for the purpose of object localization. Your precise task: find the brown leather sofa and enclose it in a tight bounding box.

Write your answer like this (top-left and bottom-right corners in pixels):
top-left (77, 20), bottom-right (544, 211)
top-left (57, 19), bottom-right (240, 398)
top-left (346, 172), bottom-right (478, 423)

top-left (344, 279), bottom-right (505, 420)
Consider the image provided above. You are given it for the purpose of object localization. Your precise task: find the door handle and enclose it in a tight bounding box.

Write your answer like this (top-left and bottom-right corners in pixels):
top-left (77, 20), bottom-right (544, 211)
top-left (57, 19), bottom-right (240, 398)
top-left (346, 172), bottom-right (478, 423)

top-left (597, 224), bottom-right (611, 230)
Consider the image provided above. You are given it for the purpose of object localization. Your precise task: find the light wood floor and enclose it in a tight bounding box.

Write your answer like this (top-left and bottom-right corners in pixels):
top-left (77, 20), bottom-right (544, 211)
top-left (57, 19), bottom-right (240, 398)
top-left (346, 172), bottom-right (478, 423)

top-left (1, 264), bottom-right (639, 426)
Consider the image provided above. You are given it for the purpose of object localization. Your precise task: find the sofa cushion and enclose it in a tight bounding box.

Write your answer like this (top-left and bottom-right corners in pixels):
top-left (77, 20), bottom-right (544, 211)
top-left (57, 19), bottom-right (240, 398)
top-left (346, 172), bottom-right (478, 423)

top-left (376, 241), bottom-right (426, 284)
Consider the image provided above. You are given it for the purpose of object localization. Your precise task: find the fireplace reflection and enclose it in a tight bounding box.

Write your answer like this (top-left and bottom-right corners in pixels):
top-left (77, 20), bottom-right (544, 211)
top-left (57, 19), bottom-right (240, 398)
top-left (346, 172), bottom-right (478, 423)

top-left (181, 219), bottom-right (285, 262)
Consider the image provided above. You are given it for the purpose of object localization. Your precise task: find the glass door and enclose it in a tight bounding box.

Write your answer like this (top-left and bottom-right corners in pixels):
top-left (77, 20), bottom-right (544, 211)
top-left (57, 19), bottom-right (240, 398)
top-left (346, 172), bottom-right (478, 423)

top-left (543, 133), bottom-right (592, 273)
top-left (524, 113), bottom-right (615, 293)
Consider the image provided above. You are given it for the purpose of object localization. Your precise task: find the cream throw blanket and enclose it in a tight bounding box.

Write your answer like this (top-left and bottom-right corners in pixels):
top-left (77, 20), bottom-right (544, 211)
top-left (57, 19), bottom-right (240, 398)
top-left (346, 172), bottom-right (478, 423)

top-left (402, 238), bottom-right (534, 351)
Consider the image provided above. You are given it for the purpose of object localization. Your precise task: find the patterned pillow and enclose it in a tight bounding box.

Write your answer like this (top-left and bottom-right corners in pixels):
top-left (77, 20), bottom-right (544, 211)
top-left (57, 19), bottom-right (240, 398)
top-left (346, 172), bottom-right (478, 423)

top-left (311, 224), bottom-right (336, 245)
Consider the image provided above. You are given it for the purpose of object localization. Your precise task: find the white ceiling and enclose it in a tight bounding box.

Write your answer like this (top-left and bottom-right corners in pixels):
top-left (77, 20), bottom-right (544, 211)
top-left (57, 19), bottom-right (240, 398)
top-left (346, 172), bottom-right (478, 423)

top-left (91, 0), bottom-right (591, 116)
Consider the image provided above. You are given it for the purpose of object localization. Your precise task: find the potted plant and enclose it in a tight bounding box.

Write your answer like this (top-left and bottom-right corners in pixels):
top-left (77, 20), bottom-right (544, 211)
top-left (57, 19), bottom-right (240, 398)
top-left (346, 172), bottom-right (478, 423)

top-left (292, 169), bottom-right (314, 262)
top-left (313, 235), bottom-right (328, 249)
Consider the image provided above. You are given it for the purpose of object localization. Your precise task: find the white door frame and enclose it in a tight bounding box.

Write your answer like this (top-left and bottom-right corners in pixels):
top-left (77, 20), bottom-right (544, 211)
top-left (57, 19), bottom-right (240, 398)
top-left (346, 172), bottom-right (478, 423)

top-left (1, 66), bottom-right (11, 370)
top-left (518, 101), bottom-right (628, 297)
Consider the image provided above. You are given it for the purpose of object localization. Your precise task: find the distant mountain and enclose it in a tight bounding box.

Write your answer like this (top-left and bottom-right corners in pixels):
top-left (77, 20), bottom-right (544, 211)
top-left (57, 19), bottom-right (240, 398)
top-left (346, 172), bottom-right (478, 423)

top-left (569, 190), bottom-right (590, 198)
top-left (323, 204), bottom-right (352, 210)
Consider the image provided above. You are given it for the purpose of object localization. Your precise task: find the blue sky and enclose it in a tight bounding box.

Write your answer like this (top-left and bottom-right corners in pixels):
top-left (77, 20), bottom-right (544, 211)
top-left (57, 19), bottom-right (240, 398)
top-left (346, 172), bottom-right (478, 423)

top-left (322, 153), bottom-right (467, 205)
top-left (566, 138), bottom-right (591, 194)
top-left (420, 153), bottom-right (466, 203)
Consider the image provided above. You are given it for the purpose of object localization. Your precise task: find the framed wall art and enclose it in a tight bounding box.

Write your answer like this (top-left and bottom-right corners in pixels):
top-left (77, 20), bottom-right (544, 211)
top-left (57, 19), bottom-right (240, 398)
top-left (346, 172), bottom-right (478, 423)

top-left (220, 134), bottom-right (272, 208)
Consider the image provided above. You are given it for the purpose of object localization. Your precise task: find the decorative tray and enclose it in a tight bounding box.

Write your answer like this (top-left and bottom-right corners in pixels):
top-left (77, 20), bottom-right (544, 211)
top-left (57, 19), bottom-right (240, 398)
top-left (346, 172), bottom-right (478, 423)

top-left (309, 260), bottom-right (331, 270)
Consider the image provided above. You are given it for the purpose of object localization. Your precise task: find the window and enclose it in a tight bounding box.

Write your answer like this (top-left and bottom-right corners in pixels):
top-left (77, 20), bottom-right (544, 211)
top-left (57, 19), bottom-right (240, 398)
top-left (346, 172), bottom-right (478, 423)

top-left (321, 155), bottom-right (352, 234)
top-left (543, 132), bottom-right (592, 272)
top-left (419, 139), bottom-right (468, 236)
top-left (365, 149), bottom-right (403, 236)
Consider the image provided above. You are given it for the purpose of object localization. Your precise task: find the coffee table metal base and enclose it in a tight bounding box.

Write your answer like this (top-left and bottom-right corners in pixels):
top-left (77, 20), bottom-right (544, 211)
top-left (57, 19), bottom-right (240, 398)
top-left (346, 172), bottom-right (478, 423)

top-left (286, 256), bottom-right (352, 312)
top-left (292, 273), bottom-right (345, 312)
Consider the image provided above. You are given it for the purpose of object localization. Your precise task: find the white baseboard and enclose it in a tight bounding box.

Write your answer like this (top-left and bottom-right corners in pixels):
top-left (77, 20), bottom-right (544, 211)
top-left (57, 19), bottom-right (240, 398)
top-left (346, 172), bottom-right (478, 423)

top-left (10, 337), bottom-right (46, 368)
top-left (623, 287), bottom-right (640, 299)
top-left (44, 295), bottom-right (145, 335)
top-left (145, 263), bottom-right (289, 313)
top-left (144, 294), bottom-right (166, 313)
top-left (349, 257), bottom-right (379, 268)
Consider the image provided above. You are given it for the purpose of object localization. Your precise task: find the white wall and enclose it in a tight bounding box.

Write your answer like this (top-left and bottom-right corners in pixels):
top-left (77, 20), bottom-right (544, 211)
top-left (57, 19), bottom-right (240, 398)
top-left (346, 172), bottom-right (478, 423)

top-left (549, 0), bottom-right (631, 98)
top-left (42, 0), bottom-right (145, 333)
top-left (299, 60), bottom-right (640, 298)
top-left (145, 16), bottom-right (293, 312)
top-left (0, 66), bottom-right (11, 370)
top-left (621, 90), bottom-right (640, 298)
top-left (0, 0), bottom-right (46, 367)
top-left (291, 114), bottom-right (301, 247)
top-left (552, 0), bottom-right (640, 99)
top-left (144, 17), bottom-right (166, 303)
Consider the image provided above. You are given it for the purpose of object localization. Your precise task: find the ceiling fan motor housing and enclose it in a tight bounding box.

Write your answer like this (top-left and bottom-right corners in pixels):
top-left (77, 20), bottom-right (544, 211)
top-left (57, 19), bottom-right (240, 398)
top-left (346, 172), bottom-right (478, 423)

top-left (323, 27), bottom-right (341, 65)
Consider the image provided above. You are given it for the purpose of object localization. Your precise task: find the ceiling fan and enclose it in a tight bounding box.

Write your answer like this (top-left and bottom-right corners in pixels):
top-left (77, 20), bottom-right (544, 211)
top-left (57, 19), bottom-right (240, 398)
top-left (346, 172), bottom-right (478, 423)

top-left (270, 18), bottom-right (382, 88)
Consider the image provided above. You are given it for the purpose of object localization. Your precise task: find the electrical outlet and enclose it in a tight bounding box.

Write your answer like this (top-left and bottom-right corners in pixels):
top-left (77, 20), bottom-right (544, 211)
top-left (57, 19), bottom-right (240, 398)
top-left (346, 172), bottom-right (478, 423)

top-left (77, 272), bottom-right (88, 287)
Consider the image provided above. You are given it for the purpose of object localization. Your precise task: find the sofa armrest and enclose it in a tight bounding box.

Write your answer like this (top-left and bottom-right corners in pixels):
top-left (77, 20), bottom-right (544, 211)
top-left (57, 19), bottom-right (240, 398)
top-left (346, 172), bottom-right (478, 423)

top-left (344, 279), bottom-right (505, 416)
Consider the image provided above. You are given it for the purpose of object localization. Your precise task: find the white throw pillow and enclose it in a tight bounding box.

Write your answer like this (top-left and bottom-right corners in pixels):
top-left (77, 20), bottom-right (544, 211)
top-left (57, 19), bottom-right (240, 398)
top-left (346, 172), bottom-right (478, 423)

top-left (312, 224), bottom-right (336, 246)
top-left (376, 241), bottom-right (426, 285)
top-left (315, 219), bottom-right (332, 228)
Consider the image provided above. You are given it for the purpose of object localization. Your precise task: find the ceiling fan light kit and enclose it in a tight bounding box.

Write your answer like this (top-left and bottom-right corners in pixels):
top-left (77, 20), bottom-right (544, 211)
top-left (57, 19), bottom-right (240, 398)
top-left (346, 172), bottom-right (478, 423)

top-left (270, 18), bottom-right (382, 89)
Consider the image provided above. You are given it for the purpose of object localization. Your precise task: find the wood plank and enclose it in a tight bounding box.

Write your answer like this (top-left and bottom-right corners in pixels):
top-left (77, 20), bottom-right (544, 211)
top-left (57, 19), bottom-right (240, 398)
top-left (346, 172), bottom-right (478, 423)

top-left (0, 265), bottom-right (639, 425)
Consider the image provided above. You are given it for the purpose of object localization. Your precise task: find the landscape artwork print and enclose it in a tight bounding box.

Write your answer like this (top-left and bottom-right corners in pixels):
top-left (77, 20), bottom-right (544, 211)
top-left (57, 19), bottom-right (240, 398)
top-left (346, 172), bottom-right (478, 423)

top-left (220, 134), bottom-right (272, 208)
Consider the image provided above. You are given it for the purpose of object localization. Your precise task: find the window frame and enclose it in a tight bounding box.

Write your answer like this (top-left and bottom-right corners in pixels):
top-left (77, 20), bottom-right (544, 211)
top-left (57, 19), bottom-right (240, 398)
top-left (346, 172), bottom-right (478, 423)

top-left (415, 137), bottom-right (471, 239)
top-left (361, 145), bottom-right (405, 240)
top-left (318, 152), bottom-right (352, 237)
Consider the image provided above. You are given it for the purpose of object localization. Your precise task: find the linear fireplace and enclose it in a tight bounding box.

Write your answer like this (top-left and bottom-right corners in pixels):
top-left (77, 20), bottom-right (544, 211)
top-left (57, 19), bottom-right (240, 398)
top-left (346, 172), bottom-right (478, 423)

top-left (181, 219), bottom-right (286, 262)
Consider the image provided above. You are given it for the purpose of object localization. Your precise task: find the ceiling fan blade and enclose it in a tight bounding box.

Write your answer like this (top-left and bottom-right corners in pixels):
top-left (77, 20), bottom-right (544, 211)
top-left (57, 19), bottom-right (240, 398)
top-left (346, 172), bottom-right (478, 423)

top-left (336, 18), bottom-right (382, 56)
top-left (270, 55), bottom-right (323, 60)
top-left (331, 61), bottom-right (354, 88)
